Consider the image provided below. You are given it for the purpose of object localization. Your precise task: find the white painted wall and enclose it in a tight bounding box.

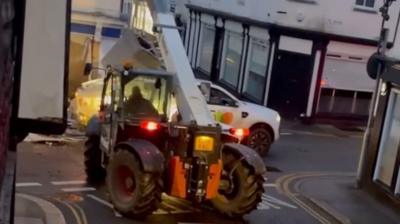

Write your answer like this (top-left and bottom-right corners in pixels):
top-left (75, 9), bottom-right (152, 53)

top-left (184, 0), bottom-right (400, 42)
top-left (72, 0), bottom-right (122, 18)
top-left (19, 0), bottom-right (68, 119)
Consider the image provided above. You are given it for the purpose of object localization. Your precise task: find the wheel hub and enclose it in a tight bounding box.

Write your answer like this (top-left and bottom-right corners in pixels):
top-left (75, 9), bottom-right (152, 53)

top-left (219, 170), bottom-right (239, 199)
top-left (115, 166), bottom-right (136, 202)
top-left (249, 131), bottom-right (269, 152)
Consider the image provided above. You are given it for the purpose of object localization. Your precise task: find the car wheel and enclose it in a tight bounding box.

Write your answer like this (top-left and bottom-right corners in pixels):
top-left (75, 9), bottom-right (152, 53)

top-left (247, 125), bottom-right (272, 156)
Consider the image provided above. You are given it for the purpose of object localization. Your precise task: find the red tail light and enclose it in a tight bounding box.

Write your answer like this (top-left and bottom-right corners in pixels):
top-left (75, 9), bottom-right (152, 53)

top-left (140, 121), bottom-right (160, 131)
top-left (229, 128), bottom-right (250, 137)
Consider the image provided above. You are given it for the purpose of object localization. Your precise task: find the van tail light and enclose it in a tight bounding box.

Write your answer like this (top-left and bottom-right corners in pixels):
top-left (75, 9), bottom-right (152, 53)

top-left (229, 128), bottom-right (250, 138)
top-left (140, 121), bottom-right (160, 131)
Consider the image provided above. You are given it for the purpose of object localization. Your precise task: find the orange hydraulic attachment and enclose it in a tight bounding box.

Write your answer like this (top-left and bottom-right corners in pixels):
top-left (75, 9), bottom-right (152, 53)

top-left (169, 156), bottom-right (187, 198)
top-left (206, 160), bottom-right (223, 199)
top-left (169, 157), bottom-right (223, 199)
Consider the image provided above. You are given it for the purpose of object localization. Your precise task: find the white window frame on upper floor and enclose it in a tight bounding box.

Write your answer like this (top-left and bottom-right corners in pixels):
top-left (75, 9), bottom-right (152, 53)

top-left (354, 0), bottom-right (378, 13)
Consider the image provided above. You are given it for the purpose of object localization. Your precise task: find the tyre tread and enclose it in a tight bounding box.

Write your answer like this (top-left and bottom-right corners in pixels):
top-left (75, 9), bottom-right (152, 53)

top-left (108, 150), bottom-right (161, 218)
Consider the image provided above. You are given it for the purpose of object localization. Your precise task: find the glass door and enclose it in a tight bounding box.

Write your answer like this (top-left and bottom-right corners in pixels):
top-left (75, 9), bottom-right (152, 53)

top-left (373, 88), bottom-right (400, 193)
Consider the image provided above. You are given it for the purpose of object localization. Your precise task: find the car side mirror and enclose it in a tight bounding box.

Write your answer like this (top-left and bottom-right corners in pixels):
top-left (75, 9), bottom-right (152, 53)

top-left (221, 99), bottom-right (237, 107)
top-left (221, 99), bottom-right (228, 106)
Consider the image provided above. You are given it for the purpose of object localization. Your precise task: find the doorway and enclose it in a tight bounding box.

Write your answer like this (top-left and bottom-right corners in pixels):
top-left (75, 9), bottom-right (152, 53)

top-left (373, 88), bottom-right (400, 194)
top-left (268, 50), bottom-right (313, 119)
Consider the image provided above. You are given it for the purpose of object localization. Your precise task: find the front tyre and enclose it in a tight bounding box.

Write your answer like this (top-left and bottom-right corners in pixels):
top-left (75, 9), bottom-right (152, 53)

top-left (211, 151), bottom-right (264, 217)
top-left (107, 150), bottom-right (161, 218)
top-left (84, 136), bottom-right (106, 184)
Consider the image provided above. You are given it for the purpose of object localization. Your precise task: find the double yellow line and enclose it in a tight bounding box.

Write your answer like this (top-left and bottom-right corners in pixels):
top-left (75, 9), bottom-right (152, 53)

top-left (276, 172), bottom-right (354, 224)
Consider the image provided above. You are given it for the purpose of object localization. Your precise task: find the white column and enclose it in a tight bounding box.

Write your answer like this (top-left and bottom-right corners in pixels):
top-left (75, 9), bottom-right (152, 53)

top-left (306, 50), bottom-right (322, 117)
top-left (238, 29), bottom-right (249, 93)
top-left (264, 42), bottom-right (276, 106)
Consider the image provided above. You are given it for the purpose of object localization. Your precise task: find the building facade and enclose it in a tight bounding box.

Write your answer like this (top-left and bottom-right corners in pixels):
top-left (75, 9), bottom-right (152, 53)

top-left (176, 0), bottom-right (400, 121)
top-left (69, 0), bottom-right (131, 97)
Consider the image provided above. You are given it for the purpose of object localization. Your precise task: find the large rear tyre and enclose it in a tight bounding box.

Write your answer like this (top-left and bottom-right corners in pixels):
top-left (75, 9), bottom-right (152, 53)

top-left (211, 151), bottom-right (264, 217)
top-left (84, 136), bottom-right (106, 184)
top-left (107, 150), bottom-right (161, 218)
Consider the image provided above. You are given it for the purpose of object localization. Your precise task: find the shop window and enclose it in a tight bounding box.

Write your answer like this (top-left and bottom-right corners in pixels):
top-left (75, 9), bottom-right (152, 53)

top-left (121, 0), bottom-right (132, 20)
top-left (244, 39), bottom-right (269, 103)
top-left (198, 25), bottom-right (216, 75)
top-left (132, 1), bottom-right (154, 35)
top-left (354, 91), bottom-right (373, 116)
top-left (331, 90), bottom-right (356, 114)
top-left (317, 88), bottom-right (334, 113)
top-left (317, 88), bottom-right (372, 116)
top-left (220, 31), bottom-right (243, 89)
top-left (374, 89), bottom-right (400, 187)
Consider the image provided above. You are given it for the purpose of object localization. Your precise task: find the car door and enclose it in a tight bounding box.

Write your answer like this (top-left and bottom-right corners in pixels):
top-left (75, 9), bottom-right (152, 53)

top-left (207, 87), bottom-right (242, 126)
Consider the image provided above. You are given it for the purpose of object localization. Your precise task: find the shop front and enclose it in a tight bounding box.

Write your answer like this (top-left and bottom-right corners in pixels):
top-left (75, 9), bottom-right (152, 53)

top-left (363, 64), bottom-right (400, 206)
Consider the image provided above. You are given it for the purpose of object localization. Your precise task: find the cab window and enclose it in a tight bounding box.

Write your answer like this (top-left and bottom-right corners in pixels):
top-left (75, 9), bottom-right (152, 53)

top-left (209, 87), bottom-right (237, 107)
top-left (123, 76), bottom-right (168, 120)
top-left (102, 77), bottom-right (120, 112)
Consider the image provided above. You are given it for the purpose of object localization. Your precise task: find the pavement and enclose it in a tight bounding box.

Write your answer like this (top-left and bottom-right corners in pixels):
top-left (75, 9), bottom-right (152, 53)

top-left (281, 120), bottom-right (365, 138)
top-left (14, 193), bottom-right (66, 224)
top-left (276, 172), bottom-right (400, 224)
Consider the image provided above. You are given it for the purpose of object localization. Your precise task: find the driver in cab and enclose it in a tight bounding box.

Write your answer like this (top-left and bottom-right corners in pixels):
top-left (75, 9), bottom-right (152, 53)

top-left (125, 86), bottom-right (159, 118)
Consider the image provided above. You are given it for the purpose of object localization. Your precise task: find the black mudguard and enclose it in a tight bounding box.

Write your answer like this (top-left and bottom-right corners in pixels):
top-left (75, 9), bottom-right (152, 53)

top-left (115, 139), bottom-right (165, 173)
top-left (86, 116), bottom-right (101, 137)
top-left (222, 143), bottom-right (266, 175)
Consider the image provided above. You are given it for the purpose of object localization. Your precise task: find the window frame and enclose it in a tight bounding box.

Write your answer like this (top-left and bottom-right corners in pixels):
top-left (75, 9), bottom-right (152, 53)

top-left (219, 30), bottom-right (244, 90)
top-left (354, 0), bottom-right (378, 12)
top-left (197, 24), bottom-right (216, 76)
top-left (121, 75), bottom-right (170, 119)
top-left (208, 86), bottom-right (239, 107)
top-left (100, 75), bottom-right (121, 115)
top-left (373, 87), bottom-right (400, 191)
top-left (243, 38), bottom-right (270, 103)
